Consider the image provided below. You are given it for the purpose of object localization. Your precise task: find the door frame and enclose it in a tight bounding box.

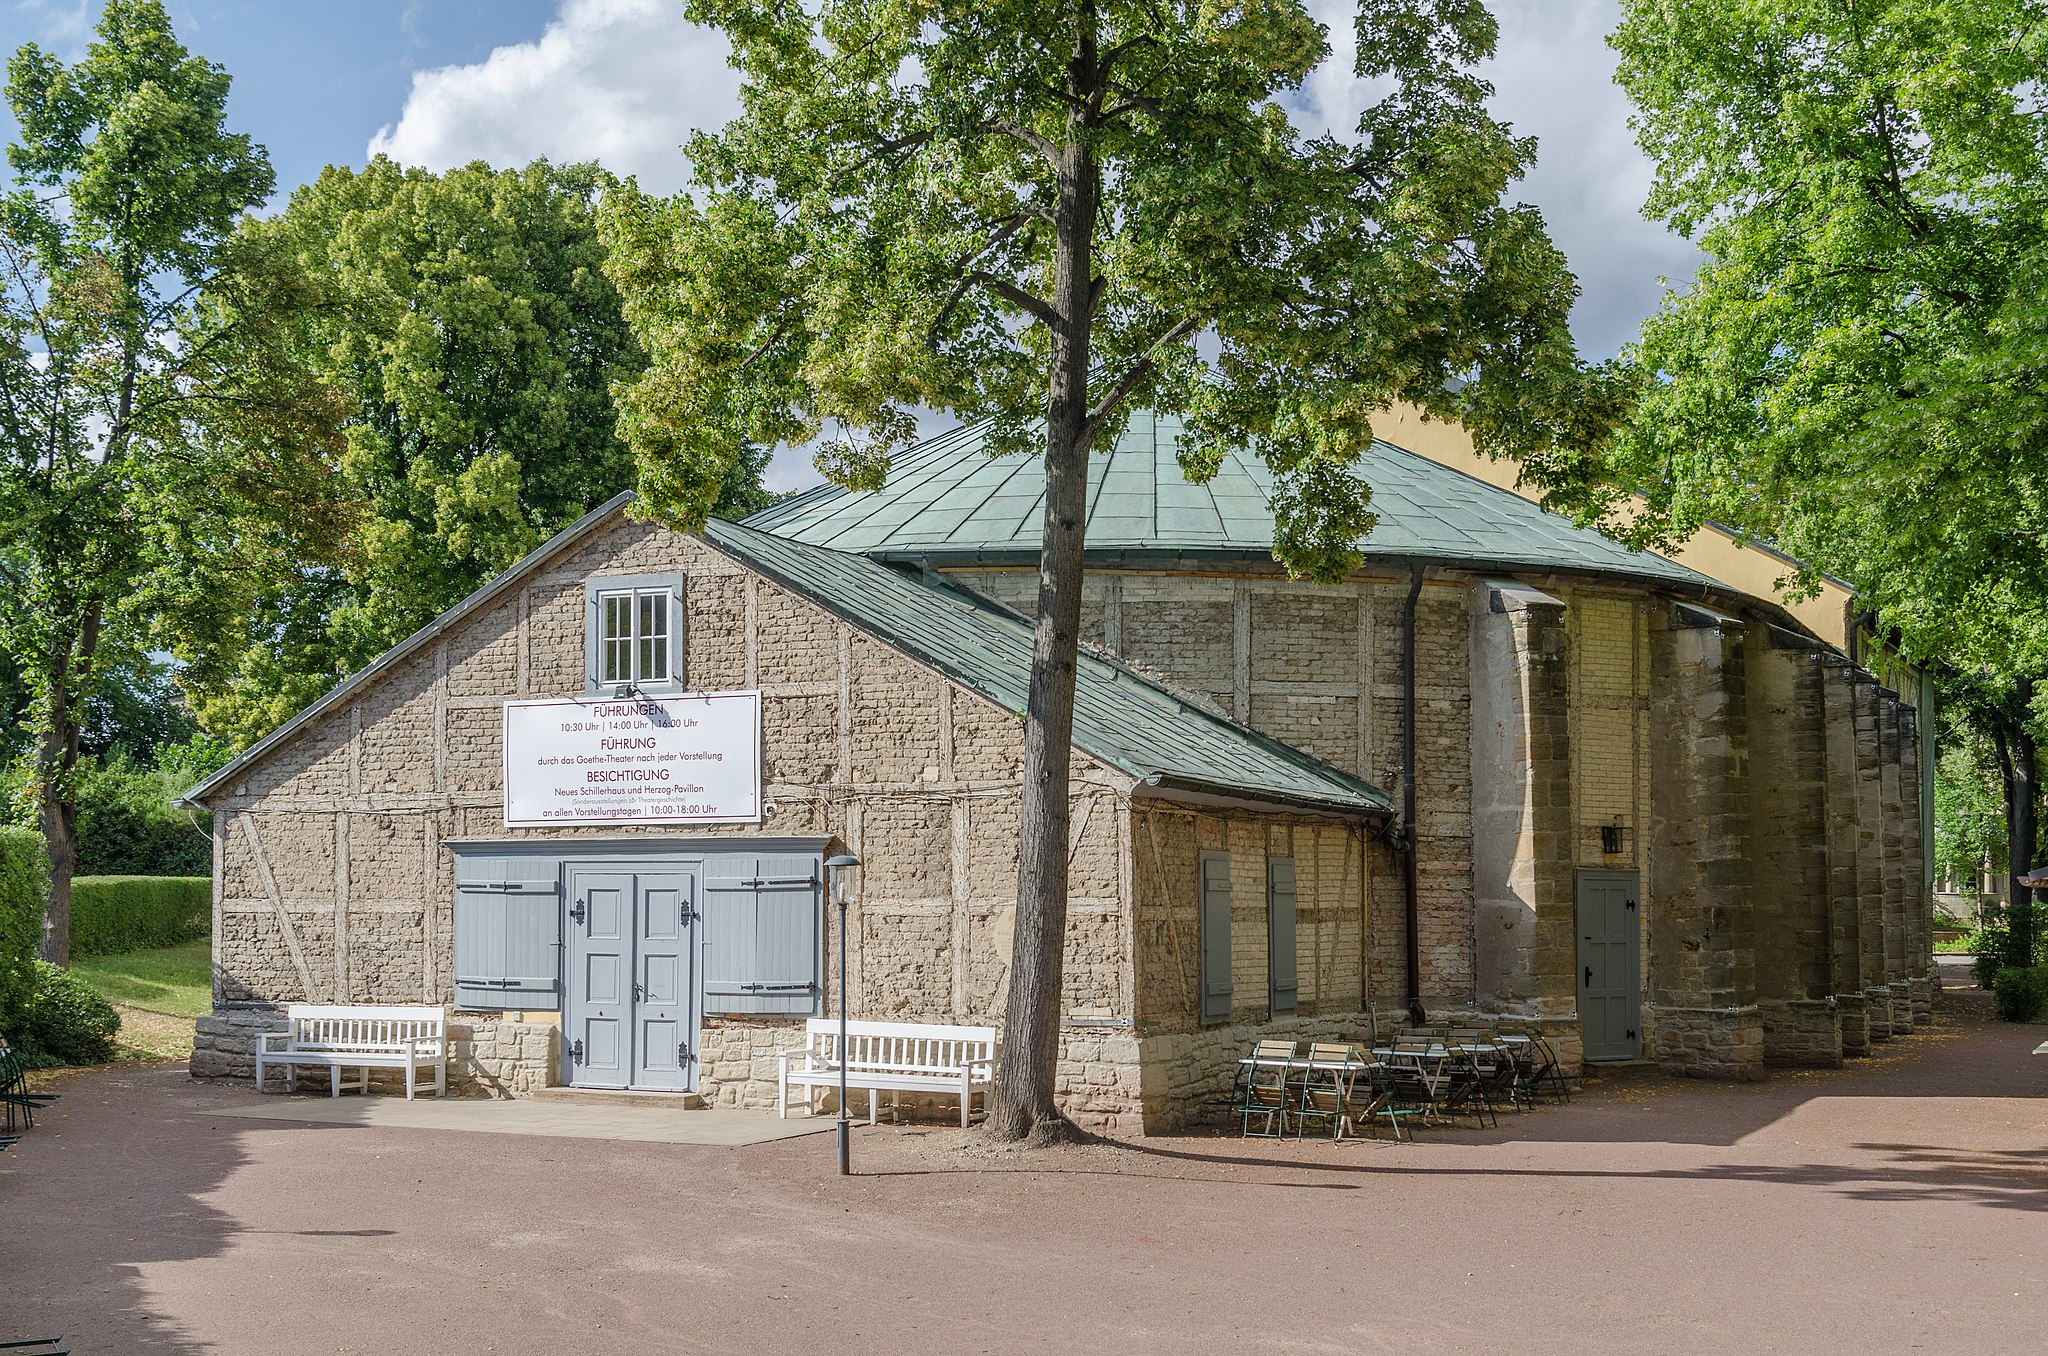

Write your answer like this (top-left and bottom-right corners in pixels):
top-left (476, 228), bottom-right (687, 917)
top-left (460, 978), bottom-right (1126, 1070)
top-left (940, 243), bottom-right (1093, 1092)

top-left (1575, 867), bottom-right (1643, 1062)
top-left (561, 855), bottom-right (704, 1093)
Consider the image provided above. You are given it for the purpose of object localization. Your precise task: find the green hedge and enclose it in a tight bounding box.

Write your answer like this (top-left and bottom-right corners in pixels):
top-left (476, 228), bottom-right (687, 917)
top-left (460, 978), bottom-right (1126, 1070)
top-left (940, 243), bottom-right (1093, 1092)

top-left (0, 828), bottom-right (48, 1043)
top-left (70, 876), bottom-right (211, 957)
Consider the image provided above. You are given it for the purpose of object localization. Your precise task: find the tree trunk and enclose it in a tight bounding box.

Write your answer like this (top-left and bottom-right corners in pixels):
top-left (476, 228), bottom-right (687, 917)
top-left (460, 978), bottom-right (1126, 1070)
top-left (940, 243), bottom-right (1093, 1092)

top-left (987, 35), bottom-right (1099, 1145)
top-left (34, 599), bottom-right (101, 967)
top-left (2008, 678), bottom-right (2039, 965)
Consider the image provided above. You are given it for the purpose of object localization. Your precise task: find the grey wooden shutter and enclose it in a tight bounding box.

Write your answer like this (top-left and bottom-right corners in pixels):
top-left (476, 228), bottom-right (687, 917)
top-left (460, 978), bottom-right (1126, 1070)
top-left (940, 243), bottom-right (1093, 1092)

top-left (1199, 851), bottom-right (1233, 1025)
top-left (1267, 856), bottom-right (1299, 1016)
top-left (704, 853), bottom-right (822, 1015)
top-left (453, 855), bottom-right (562, 1009)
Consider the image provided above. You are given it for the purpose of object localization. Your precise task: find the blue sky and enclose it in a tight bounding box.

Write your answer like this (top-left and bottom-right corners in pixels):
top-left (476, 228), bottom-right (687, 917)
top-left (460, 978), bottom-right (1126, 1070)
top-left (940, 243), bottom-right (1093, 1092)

top-left (5, 2), bottom-right (560, 199)
top-left (5, 0), bottom-right (1699, 490)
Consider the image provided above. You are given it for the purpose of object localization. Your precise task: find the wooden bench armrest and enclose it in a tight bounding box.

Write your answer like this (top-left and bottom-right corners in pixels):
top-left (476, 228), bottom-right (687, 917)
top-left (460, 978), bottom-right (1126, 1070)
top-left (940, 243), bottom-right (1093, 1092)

top-left (398, 1036), bottom-right (444, 1054)
top-left (257, 1031), bottom-right (292, 1053)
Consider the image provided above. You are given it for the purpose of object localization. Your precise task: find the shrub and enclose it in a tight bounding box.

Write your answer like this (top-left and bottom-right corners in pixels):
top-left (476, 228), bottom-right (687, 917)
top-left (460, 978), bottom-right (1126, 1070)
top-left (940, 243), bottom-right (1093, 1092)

top-left (0, 827), bottom-right (49, 1043)
top-left (11, 960), bottom-right (120, 1068)
top-left (1991, 966), bottom-right (2048, 1024)
top-left (1973, 951), bottom-right (2006, 990)
top-left (70, 876), bottom-right (211, 956)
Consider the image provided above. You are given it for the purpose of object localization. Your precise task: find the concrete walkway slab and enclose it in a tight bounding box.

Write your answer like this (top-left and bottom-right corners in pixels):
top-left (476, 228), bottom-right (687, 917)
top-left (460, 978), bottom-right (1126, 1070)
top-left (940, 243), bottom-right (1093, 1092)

top-left (212, 1093), bottom-right (835, 1145)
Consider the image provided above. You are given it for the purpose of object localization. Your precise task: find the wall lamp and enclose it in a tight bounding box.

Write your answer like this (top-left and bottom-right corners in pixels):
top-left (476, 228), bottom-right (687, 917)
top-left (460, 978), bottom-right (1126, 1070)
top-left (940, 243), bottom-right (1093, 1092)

top-left (1600, 817), bottom-right (1629, 855)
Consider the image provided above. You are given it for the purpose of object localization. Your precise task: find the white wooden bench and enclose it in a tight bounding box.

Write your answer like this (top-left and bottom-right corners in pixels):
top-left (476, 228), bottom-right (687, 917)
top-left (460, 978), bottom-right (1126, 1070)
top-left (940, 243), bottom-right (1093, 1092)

top-left (254, 1004), bottom-right (448, 1099)
top-left (778, 1019), bottom-right (997, 1127)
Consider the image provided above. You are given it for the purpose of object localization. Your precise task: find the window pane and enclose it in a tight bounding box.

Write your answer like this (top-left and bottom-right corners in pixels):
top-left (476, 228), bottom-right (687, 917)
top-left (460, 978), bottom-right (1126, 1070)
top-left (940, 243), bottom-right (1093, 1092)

top-left (603, 594), bottom-right (630, 684)
top-left (638, 593), bottom-right (668, 681)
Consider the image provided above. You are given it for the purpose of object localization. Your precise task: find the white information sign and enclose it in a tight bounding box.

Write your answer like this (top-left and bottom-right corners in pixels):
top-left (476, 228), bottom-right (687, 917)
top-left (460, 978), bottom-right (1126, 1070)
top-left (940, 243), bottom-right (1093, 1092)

top-left (502, 690), bottom-right (762, 827)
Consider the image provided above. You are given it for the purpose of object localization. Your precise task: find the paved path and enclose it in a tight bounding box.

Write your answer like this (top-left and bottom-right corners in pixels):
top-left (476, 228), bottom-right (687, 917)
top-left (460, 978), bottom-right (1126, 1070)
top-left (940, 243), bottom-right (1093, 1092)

top-left (213, 1094), bottom-right (835, 1145)
top-left (3, 992), bottom-right (2044, 1355)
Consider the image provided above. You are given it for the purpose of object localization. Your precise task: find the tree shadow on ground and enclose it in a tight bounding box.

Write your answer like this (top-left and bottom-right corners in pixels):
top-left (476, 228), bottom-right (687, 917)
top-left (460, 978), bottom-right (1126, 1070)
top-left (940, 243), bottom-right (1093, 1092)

top-left (0, 1062), bottom-right (333, 1353)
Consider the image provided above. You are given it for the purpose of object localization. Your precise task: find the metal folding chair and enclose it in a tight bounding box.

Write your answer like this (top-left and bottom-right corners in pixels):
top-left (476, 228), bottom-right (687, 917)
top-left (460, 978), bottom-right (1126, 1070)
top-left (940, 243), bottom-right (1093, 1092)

top-left (1239, 1040), bottom-right (1298, 1137)
top-left (1295, 1042), bottom-right (1357, 1140)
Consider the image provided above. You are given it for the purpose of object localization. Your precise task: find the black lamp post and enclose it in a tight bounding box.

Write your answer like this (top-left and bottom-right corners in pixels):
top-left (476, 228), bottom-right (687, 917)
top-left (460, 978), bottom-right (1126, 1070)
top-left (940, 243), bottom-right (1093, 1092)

top-left (823, 853), bottom-right (860, 1176)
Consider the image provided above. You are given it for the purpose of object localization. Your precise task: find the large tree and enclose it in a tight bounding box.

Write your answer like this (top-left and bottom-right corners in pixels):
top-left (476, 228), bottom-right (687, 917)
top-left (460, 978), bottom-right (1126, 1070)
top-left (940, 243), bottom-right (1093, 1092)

top-left (604, 0), bottom-right (1623, 1140)
top-left (0, 0), bottom-right (280, 963)
top-left (155, 157), bottom-right (678, 745)
top-left (1607, 0), bottom-right (2048, 960)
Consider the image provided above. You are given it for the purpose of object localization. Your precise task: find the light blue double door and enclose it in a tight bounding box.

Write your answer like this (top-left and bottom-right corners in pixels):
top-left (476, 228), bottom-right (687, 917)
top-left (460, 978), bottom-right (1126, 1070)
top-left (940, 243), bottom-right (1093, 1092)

top-left (564, 865), bottom-right (700, 1091)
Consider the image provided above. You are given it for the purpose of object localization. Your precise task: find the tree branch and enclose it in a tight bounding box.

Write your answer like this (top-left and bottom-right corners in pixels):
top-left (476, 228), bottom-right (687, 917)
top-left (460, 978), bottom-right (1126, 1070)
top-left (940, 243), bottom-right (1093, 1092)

top-left (988, 119), bottom-right (1061, 167)
top-left (1082, 315), bottom-right (1201, 443)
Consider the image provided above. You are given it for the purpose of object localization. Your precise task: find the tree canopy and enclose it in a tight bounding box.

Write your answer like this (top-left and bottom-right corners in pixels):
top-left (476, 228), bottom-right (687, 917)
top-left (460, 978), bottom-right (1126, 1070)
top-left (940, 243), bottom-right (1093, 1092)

top-left (1, 0), bottom-right (279, 961)
top-left (1609, 0), bottom-right (2048, 675)
top-left (161, 157), bottom-right (667, 744)
top-left (1607, 0), bottom-right (2048, 957)
top-left (603, 0), bottom-right (1624, 1138)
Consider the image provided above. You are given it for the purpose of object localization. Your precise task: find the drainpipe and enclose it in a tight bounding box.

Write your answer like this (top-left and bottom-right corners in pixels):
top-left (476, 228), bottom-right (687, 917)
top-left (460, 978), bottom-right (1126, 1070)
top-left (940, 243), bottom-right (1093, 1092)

top-left (1401, 560), bottom-right (1427, 1027)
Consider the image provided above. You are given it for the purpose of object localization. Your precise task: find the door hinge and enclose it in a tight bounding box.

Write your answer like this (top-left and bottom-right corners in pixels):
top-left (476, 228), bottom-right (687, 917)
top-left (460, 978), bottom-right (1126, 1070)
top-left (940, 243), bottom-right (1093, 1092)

top-left (570, 1038), bottom-right (585, 1066)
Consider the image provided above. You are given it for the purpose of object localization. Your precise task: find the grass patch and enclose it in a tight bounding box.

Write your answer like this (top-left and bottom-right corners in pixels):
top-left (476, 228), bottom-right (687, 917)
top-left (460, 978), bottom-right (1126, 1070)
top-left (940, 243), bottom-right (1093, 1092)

top-left (71, 937), bottom-right (211, 1020)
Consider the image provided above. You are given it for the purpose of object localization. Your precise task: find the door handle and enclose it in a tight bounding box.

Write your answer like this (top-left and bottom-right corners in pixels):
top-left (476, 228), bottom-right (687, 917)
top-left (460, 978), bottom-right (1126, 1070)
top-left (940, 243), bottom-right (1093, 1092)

top-left (569, 900), bottom-right (586, 925)
top-left (1584, 966), bottom-right (1593, 987)
top-left (634, 981), bottom-right (645, 1001)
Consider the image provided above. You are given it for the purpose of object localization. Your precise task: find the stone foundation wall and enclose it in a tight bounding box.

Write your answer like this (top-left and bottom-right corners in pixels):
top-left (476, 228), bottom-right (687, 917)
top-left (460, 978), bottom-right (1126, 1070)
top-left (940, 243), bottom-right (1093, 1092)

top-left (192, 1008), bottom-right (556, 1096)
top-left (1649, 1003), bottom-right (1764, 1079)
top-left (1759, 998), bottom-right (1842, 1068)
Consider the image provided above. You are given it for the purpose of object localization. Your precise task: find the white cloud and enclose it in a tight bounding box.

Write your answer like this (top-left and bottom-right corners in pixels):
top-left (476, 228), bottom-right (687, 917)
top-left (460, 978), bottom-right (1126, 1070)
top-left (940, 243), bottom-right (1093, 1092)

top-left (367, 0), bottom-right (738, 192)
top-left (9, 0), bottom-right (91, 52)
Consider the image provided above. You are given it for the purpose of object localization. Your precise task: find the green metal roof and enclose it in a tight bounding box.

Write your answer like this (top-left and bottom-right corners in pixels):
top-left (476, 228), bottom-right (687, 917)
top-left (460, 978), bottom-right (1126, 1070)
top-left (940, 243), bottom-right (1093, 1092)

top-left (702, 518), bottom-right (1390, 817)
top-left (746, 408), bottom-right (1719, 589)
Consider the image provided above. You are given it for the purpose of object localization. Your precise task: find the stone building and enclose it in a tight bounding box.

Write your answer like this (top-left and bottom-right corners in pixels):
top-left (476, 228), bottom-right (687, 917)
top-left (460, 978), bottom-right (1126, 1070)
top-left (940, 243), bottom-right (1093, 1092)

top-left (190, 410), bottom-right (1935, 1130)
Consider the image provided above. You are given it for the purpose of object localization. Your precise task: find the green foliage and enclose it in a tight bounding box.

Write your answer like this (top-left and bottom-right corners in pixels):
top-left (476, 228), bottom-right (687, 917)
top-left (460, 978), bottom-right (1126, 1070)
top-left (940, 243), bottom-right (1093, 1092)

top-left (71, 756), bottom-right (217, 877)
top-left (67, 877), bottom-right (210, 957)
top-left (160, 157), bottom-right (703, 745)
top-left (0, 826), bottom-right (47, 1041)
top-left (1, 1), bottom-right (303, 962)
top-left (1969, 902), bottom-right (2048, 976)
top-left (601, 0), bottom-right (1627, 573)
top-left (11, 959), bottom-right (120, 1067)
top-left (1973, 951), bottom-right (2006, 990)
top-left (1991, 966), bottom-right (2048, 1023)
top-left (1606, 0), bottom-right (2048, 679)
top-left (1, 733), bottom-right (225, 878)
top-left (1933, 728), bottom-right (2008, 890)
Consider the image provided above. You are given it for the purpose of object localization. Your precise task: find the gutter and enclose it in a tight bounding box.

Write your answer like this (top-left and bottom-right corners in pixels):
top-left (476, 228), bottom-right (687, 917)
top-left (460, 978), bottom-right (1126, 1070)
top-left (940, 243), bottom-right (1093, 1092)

top-left (1130, 774), bottom-right (1389, 822)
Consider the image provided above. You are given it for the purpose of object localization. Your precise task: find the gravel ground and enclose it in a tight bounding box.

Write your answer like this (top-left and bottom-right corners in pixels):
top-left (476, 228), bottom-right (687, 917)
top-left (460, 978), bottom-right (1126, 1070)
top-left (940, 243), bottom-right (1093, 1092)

top-left (4, 988), bottom-right (2044, 1356)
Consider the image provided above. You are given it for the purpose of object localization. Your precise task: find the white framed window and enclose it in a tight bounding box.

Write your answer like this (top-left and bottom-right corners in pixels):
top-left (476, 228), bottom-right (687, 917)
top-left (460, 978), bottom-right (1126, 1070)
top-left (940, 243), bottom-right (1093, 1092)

top-left (585, 574), bottom-right (683, 693)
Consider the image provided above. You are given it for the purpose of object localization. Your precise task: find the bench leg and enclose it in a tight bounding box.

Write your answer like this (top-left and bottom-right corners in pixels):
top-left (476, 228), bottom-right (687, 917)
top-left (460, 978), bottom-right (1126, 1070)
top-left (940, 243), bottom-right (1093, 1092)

top-left (330, 1065), bottom-right (341, 1098)
top-left (778, 1073), bottom-right (787, 1120)
top-left (435, 1059), bottom-right (446, 1098)
top-left (961, 1071), bottom-right (971, 1128)
top-left (405, 1051), bottom-right (416, 1102)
